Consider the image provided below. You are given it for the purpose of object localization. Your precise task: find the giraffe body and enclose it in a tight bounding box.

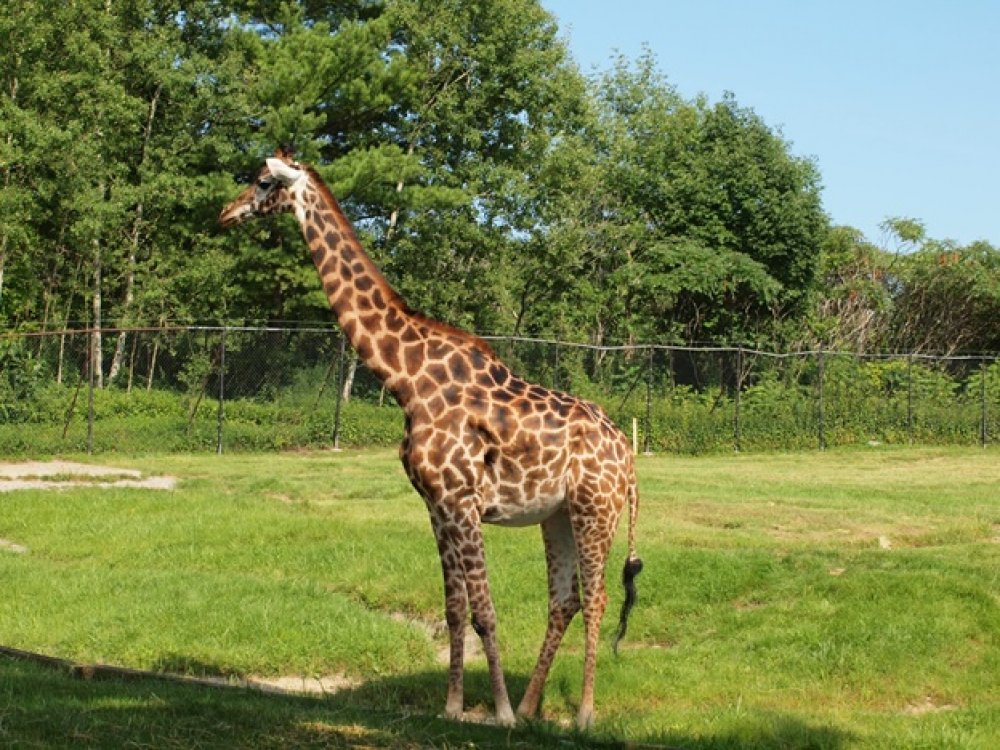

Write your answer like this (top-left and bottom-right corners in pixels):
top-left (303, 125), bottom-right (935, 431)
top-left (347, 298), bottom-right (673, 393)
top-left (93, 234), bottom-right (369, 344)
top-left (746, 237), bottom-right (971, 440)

top-left (220, 150), bottom-right (641, 729)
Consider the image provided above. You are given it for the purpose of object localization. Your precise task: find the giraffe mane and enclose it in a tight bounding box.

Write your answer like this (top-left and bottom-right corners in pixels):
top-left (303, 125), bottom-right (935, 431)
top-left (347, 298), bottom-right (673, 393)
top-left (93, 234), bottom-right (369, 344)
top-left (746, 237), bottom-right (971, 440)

top-left (302, 164), bottom-right (497, 360)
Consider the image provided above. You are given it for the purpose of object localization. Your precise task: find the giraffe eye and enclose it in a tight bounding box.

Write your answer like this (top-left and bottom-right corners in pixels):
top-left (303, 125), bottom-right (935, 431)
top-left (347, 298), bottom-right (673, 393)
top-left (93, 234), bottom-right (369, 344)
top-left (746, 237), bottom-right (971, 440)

top-left (257, 179), bottom-right (274, 190)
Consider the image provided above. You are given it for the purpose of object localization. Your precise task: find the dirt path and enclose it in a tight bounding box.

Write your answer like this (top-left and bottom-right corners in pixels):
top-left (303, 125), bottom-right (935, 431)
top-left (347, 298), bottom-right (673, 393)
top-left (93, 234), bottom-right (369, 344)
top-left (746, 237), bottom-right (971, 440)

top-left (0, 461), bottom-right (176, 492)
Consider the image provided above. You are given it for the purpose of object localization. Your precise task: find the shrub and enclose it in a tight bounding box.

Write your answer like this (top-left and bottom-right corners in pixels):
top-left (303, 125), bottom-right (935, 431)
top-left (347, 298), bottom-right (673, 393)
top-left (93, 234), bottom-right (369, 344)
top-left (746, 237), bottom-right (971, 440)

top-left (1, 351), bottom-right (997, 455)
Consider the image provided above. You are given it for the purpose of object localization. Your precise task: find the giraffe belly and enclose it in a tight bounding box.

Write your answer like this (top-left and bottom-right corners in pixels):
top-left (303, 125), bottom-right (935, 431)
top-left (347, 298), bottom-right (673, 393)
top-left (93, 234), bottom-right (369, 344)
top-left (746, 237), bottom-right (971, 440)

top-left (481, 484), bottom-right (566, 527)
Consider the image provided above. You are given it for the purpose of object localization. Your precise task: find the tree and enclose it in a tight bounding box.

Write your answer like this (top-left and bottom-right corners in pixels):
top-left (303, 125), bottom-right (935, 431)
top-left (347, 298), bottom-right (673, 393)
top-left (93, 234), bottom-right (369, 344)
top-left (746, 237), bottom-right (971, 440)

top-left (1, 1), bottom-right (262, 357)
top-left (530, 51), bottom-right (829, 347)
top-left (7, 0), bottom-right (993, 370)
top-left (372, 0), bottom-right (586, 335)
top-left (224, 0), bottom-right (586, 337)
top-left (811, 225), bottom-right (893, 352)
top-left (890, 239), bottom-right (1000, 355)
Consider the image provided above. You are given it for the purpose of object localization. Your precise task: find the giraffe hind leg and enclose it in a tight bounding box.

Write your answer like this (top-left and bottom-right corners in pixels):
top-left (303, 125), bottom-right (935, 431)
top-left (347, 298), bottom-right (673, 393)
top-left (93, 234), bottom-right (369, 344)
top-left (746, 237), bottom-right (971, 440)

top-left (517, 508), bottom-right (580, 719)
top-left (569, 489), bottom-right (621, 730)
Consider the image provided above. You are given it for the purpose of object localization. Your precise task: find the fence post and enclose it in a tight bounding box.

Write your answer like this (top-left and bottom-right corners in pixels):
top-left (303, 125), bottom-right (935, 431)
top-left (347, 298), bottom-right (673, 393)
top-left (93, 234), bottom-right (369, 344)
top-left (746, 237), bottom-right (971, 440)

top-left (906, 355), bottom-right (914, 445)
top-left (981, 358), bottom-right (988, 449)
top-left (87, 326), bottom-right (95, 455)
top-left (817, 348), bottom-right (826, 451)
top-left (332, 334), bottom-right (346, 450)
top-left (216, 327), bottom-right (226, 456)
top-left (643, 345), bottom-right (654, 454)
top-left (734, 347), bottom-right (744, 452)
top-left (553, 339), bottom-right (560, 392)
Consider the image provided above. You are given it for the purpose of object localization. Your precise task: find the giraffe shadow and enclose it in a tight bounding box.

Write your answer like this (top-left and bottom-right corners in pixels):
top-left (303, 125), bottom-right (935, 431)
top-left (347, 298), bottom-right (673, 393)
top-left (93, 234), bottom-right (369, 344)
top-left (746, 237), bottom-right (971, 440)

top-left (313, 669), bottom-right (853, 749)
top-left (148, 655), bottom-right (530, 719)
top-left (326, 666), bottom-right (531, 719)
top-left (6, 652), bottom-right (855, 749)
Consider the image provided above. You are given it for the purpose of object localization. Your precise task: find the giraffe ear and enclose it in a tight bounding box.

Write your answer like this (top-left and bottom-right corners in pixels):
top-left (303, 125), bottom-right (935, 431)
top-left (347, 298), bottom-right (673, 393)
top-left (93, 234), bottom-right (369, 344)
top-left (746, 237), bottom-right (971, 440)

top-left (265, 158), bottom-right (304, 186)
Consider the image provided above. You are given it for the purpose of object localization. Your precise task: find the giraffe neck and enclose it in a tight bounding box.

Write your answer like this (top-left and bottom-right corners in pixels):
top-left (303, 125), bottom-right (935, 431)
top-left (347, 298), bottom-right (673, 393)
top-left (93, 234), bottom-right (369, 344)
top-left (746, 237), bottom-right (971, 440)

top-left (291, 176), bottom-right (416, 398)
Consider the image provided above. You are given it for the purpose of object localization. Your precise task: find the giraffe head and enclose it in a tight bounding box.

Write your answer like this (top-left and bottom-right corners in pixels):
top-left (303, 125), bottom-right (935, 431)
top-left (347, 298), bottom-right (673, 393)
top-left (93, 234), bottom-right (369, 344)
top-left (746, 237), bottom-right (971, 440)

top-left (219, 148), bottom-right (307, 229)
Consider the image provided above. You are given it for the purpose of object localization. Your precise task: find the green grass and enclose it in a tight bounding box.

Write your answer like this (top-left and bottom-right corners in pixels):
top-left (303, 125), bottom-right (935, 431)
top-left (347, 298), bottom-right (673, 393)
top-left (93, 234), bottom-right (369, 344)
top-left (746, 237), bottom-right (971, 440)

top-left (1, 447), bottom-right (998, 748)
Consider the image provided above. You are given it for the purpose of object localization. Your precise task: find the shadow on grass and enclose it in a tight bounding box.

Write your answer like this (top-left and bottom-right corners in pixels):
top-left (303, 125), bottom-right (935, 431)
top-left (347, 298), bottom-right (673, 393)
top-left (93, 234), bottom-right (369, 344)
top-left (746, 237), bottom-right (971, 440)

top-left (1, 654), bottom-right (852, 749)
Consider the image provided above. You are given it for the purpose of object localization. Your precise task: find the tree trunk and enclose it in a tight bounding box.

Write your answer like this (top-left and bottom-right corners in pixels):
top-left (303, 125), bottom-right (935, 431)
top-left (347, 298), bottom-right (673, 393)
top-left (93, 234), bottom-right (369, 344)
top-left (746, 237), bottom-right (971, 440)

top-left (0, 76), bottom-right (17, 312)
top-left (0, 238), bottom-right (6, 315)
top-left (147, 338), bottom-right (158, 391)
top-left (126, 332), bottom-right (138, 393)
top-left (92, 237), bottom-right (104, 389)
top-left (386, 142), bottom-right (416, 241)
top-left (55, 257), bottom-right (83, 385)
top-left (107, 227), bottom-right (136, 383)
top-left (108, 84), bottom-right (160, 385)
top-left (341, 353), bottom-right (358, 403)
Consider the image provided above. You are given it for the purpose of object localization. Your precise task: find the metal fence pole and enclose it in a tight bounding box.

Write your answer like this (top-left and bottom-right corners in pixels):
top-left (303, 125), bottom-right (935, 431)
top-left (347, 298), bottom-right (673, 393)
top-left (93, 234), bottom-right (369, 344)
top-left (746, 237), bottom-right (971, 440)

top-left (981, 358), bottom-right (988, 449)
top-left (87, 327), bottom-right (95, 455)
top-left (216, 327), bottom-right (226, 456)
top-left (817, 348), bottom-right (826, 451)
top-left (643, 345), bottom-right (654, 454)
top-left (734, 347), bottom-right (743, 452)
top-left (907, 355), bottom-right (914, 445)
top-left (553, 340), bottom-right (560, 392)
top-left (332, 334), bottom-right (346, 450)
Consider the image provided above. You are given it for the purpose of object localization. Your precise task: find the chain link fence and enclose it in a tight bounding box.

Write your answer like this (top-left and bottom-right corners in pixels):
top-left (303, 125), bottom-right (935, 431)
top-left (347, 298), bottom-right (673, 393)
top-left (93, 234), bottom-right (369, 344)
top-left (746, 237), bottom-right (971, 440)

top-left (1, 326), bottom-right (997, 455)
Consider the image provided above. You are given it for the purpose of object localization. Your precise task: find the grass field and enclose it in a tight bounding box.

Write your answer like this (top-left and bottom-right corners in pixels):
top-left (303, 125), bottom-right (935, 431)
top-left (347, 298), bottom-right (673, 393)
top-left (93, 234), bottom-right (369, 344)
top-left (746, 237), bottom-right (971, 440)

top-left (1, 447), bottom-right (998, 748)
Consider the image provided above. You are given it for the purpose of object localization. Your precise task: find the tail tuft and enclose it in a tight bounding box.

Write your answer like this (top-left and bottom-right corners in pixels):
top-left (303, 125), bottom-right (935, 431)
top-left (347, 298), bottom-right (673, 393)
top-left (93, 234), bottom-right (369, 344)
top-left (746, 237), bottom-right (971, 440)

top-left (612, 556), bottom-right (644, 655)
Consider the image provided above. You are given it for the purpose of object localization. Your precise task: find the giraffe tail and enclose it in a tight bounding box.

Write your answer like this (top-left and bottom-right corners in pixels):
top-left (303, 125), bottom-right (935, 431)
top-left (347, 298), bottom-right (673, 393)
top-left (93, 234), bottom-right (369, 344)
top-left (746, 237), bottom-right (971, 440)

top-left (613, 481), bottom-right (643, 655)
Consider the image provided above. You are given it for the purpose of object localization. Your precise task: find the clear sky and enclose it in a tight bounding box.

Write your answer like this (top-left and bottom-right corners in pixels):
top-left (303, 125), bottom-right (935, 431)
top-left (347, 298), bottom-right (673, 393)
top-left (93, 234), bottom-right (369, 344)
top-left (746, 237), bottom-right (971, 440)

top-left (541, 0), bottom-right (999, 247)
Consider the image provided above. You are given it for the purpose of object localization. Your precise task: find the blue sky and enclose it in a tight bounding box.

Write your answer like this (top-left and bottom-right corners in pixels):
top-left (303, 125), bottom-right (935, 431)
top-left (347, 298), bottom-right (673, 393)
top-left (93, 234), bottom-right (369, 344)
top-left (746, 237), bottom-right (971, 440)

top-left (541, 0), bottom-right (999, 247)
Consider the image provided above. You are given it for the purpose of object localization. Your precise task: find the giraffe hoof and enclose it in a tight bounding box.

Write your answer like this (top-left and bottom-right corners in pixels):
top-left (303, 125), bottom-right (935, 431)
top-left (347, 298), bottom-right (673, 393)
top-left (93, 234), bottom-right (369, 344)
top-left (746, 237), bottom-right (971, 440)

top-left (442, 704), bottom-right (464, 722)
top-left (495, 708), bottom-right (517, 727)
top-left (516, 696), bottom-right (540, 721)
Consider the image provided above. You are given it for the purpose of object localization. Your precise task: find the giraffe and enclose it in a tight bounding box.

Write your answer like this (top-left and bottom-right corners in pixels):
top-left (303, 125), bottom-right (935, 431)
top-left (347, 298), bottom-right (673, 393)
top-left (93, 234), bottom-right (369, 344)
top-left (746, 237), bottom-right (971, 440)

top-left (219, 148), bottom-right (642, 729)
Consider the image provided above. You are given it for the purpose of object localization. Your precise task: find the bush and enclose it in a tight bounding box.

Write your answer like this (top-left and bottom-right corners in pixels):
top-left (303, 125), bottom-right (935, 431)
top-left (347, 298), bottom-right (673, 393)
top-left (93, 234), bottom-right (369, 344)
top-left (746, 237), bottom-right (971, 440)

top-left (1, 343), bottom-right (997, 455)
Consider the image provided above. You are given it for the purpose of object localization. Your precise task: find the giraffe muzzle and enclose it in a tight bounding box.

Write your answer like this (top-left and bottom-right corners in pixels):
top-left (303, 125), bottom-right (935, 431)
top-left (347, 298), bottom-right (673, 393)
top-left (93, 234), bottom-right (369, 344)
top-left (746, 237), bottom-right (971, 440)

top-left (218, 201), bottom-right (251, 229)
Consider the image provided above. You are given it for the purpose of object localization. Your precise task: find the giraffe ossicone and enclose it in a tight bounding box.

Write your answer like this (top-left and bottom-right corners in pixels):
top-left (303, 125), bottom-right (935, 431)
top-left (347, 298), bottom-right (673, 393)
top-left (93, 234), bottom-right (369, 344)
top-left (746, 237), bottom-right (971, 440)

top-left (219, 148), bottom-right (642, 730)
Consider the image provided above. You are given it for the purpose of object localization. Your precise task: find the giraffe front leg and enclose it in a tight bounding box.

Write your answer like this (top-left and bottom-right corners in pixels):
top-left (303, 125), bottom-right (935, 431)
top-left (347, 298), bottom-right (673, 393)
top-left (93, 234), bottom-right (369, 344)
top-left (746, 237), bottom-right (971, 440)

top-left (461, 517), bottom-right (516, 727)
top-left (431, 502), bottom-right (515, 726)
top-left (430, 511), bottom-right (468, 720)
top-left (517, 509), bottom-right (580, 720)
top-left (443, 573), bottom-right (468, 720)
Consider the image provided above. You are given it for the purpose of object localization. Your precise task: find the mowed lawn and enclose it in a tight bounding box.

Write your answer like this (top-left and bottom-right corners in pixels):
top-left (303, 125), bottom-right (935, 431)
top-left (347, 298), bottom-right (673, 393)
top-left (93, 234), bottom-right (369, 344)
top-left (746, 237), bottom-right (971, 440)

top-left (1, 447), bottom-right (997, 748)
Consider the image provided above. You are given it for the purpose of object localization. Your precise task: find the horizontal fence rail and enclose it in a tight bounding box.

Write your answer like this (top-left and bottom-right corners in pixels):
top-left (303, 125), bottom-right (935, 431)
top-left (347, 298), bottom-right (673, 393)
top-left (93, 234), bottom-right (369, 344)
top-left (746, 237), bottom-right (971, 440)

top-left (1, 326), bottom-right (997, 455)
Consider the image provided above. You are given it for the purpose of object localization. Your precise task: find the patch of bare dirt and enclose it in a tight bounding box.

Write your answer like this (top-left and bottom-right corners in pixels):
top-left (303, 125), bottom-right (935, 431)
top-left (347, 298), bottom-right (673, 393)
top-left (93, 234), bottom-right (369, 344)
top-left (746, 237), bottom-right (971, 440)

top-left (0, 539), bottom-right (29, 554)
top-left (0, 645), bottom-right (359, 697)
top-left (902, 696), bottom-right (958, 716)
top-left (0, 461), bottom-right (176, 492)
top-left (243, 674), bottom-right (362, 695)
top-left (387, 611), bottom-right (484, 665)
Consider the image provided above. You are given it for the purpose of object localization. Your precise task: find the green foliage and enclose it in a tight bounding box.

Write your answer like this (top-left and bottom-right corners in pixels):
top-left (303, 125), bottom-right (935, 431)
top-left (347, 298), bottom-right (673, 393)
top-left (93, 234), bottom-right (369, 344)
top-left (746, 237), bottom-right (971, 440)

top-left (0, 377), bottom-right (404, 455)
top-left (525, 51), bottom-right (829, 346)
top-left (1, 0), bottom-right (994, 396)
top-left (3, 334), bottom-right (998, 456)
top-left (810, 221), bottom-right (1000, 356)
top-left (2, 0), bottom-right (839, 355)
top-left (891, 241), bottom-right (1000, 355)
top-left (0, 339), bottom-right (47, 421)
